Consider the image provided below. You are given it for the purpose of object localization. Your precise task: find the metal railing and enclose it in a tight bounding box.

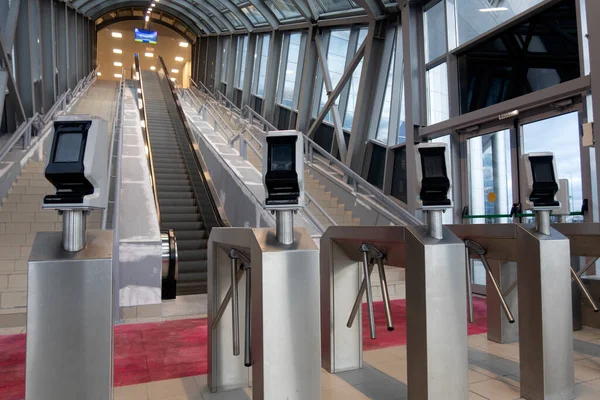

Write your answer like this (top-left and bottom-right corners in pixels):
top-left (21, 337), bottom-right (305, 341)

top-left (182, 83), bottom-right (334, 234)
top-left (216, 90), bottom-right (242, 115)
top-left (243, 105), bottom-right (276, 132)
top-left (102, 69), bottom-right (125, 229)
top-left (0, 66), bottom-right (100, 163)
top-left (190, 77), bottom-right (216, 100)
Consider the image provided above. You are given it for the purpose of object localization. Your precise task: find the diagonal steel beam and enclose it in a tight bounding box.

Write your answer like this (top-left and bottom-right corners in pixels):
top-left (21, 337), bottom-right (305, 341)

top-left (307, 38), bottom-right (365, 139)
top-left (0, 35), bottom-right (26, 124)
top-left (289, 0), bottom-right (317, 22)
top-left (0, 70), bottom-right (7, 121)
top-left (352, 0), bottom-right (385, 19)
top-left (247, 0), bottom-right (280, 29)
top-left (314, 33), bottom-right (348, 161)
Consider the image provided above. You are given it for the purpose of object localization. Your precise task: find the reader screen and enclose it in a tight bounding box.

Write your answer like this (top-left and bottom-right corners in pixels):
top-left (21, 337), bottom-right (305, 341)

top-left (531, 157), bottom-right (555, 183)
top-left (54, 132), bottom-right (83, 163)
top-left (421, 152), bottom-right (446, 179)
top-left (270, 144), bottom-right (294, 172)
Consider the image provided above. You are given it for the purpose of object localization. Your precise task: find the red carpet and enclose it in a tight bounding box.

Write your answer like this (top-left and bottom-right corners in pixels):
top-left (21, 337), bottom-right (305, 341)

top-left (0, 298), bottom-right (487, 399)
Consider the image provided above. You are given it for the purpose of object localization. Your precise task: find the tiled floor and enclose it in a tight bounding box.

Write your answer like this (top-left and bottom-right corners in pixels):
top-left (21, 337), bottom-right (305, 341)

top-left (112, 328), bottom-right (600, 400)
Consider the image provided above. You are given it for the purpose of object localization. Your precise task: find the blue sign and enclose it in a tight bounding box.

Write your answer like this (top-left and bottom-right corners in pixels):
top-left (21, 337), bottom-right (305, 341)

top-left (134, 28), bottom-right (158, 44)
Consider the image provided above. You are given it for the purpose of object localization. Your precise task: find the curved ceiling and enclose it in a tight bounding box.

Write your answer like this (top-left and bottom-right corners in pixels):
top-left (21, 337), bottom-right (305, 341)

top-left (69, 0), bottom-right (400, 36)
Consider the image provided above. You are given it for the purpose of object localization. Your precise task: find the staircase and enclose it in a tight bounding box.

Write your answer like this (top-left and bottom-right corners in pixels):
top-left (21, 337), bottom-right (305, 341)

top-left (142, 70), bottom-right (209, 295)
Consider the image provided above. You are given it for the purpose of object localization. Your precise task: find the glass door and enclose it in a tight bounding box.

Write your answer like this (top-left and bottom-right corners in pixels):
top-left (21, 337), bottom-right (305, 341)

top-left (466, 128), bottom-right (514, 294)
top-left (520, 111), bottom-right (584, 222)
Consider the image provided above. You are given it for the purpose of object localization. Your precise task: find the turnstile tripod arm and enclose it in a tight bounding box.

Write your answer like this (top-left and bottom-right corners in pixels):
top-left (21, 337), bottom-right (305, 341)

top-left (243, 264), bottom-right (252, 367)
top-left (571, 266), bottom-right (599, 312)
top-left (212, 267), bottom-right (245, 330)
top-left (376, 258), bottom-right (394, 332)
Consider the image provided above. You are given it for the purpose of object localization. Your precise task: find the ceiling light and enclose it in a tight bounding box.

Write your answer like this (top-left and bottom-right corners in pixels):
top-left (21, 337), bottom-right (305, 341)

top-left (171, 69), bottom-right (179, 73)
top-left (145, 52), bottom-right (154, 57)
top-left (479, 7), bottom-right (509, 12)
top-left (114, 73), bottom-right (122, 78)
top-left (170, 77), bottom-right (176, 82)
top-left (113, 48), bottom-right (122, 54)
top-left (97, 72), bottom-right (102, 76)
top-left (111, 32), bottom-right (122, 38)
top-left (150, 66), bottom-right (156, 70)
top-left (151, 3), bottom-right (156, 6)
top-left (175, 56), bottom-right (184, 62)
top-left (147, 8), bottom-right (152, 11)
top-left (145, 15), bottom-right (149, 21)
top-left (179, 42), bottom-right (189, 48)
top-left (113, 61), bottom-right (123, 67)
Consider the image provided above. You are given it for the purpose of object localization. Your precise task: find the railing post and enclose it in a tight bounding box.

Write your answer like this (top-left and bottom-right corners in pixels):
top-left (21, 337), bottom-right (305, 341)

top-left (201, 105), bottom-right (206, 120)
top-left (240, 137), bottom-right (247, 160)
top-left (215, 120), bottom-right (219, 133)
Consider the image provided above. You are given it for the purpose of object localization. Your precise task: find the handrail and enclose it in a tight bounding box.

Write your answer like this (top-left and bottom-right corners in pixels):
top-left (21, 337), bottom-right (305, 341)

top-left (102, 68), bottom-right (125, 229)
top-left (195, 84), bottom-right (422, 227)
top-left (158, 55), bottom-right (230, 229)
top-left (134, 53), bottom-right (161, 224)
top-left (190, 77), bottom-right (216, 100)
top-left (184, 84), bottom-right (241, 140)
top-left (0, 65), bottom-right (99, 163)
top-left (243, 105), bottom-right (277, 132)
top-left (216, 90), bottom-right (242, 114)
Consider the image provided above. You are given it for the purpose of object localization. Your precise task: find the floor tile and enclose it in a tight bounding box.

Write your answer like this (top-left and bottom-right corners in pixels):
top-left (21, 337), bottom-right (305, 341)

top-left (469, 368), bottom-right (494, 384)
top-left (574, 382), bottom-right (600, 400)
top-left (469, 391), bottom-right (488, 400)
top-left (0, 327), bottom-right (24, 335)
top-left (147, 377), bottom-right (200, 400)
top-left (322, 386), bottom-right (371, 400)
top-left (114, 383), bottom-right (149, 400)
top-left (363, 348), bottom-right (403, 365)
top-left (321, 370), bottom-right (351, 391)
top-left (470, 377), bottom-right (520, 400)
top-left (574, 327), bottom-right (600, 342)
top-left (575, 360), bottom-right (600, 383)
top-left (369, 360), bottom-right (407, 383)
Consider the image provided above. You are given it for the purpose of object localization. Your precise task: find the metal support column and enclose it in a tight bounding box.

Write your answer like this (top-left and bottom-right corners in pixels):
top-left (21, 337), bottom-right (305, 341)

top-left (225, 37), bottom-right (237, 101)
top-left (56, 2), bottom-right (68, 96)
top-left (295, 26), bottom-right (317, 134)
top-left (262, 30), bottom-right (282, 120)
top-left (241, 33), bottom-right (256, 109)
top-left (14, 0), bottom-right (35, 117)
top-left (67, 7), bottom-right (77, 90)
top-left (40, 0), bottom-right (57, 113)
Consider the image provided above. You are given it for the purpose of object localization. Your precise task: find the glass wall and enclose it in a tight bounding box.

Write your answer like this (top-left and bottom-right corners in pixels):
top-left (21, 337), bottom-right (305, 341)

top-left (426, 63), bottom-right (449, 124)
top-left (280, 33), bottom-right (302, 108)
top-left (424, 0), bottom-right (447, 62)
top-left (252, 34), bottom-right (270, 97)
top-left (220, 36), bottom-right (230, 83)
top-left (343, 28), bottom-right (368, 129)
top-left (318, 30), bottom-right (351, 122)
top-left (235, 36), bottom-right (248, 89)
top-left (454, 0), bottom-right (543, 46)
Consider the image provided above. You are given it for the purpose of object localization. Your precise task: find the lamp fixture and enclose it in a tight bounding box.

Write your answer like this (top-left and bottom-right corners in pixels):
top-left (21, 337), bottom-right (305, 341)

top-left (111, 32), bottom-right (122, 38)
top-left (175, 56), bottom-right (184, 62)
top-left (479, 7), bottom-right (509, 12)
top-left (114, 61), bottom-right (123, 67)
top-left (179, 42), bottom-right (189, 48)
top-left (113, 49), bottom-right (122, 54)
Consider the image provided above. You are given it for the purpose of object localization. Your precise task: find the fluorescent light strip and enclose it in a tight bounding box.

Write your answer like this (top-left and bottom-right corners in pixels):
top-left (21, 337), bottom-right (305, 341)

top-left (479, 7), bottom-right (509, 12)
top-left (175, 56), bottom-right (184, 62)
top-left (179, 42), bottom-right (189, 48)
top-left (113, 49), bottom-right (122, 54)
top-left (114, 61), bottom-right (123, 67)
top-left (171, 69), bottom-right (179, 73)
top-left (150, 66), bottom-right (156, 71)
top-left (145, 15), bottom-right (149, 21)
top-left (114, 73), bottom-right (122, 78)
top-left (170, 77), bottom-right (176, 82)
top-left (97, 72), bottom-right (102, 76)
top-left (145, 52), bottom-right (154, 57)
top-left (111, 32), bottom-right (122, 38)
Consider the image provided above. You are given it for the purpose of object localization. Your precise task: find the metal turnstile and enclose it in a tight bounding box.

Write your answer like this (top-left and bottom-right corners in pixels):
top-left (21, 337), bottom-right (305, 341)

top-left (320, 225), bottom-right (468, 399)
top-left (449, 222), bottom-right (575, 400)
top-left (208, 227), bottom-right (321, 400)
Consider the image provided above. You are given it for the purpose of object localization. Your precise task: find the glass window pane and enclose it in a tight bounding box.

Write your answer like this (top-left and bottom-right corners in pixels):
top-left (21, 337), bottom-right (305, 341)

top-left (242, 5), bottom-right (267, 24)
top-left (281, 33), bottom-right (301, 108)
top-left (343, 27), bottom-right (368, 129)
top-left (467, 129), bottom-right (513, 224)
top-left (431, 135), bottom-right (453, 224)
top-left (257, 35), bottom-right (270, 97)
top-left (424, 1), bottom-right (447, 63)
top-left (426, 63), bottom-right (449, 124)
top-left (221, 37), bottom-right (229, 83)
top-left (264, 0), bottom-right (302, 20)
top-left (318, 29), bottom-right (350, 119)
top-left (235, 36), bottom-right (248, 88)
top-left (376, 48), bottom-right (394, 143)
top-left (224, 12), bottom-right (244, 29)
top-left (206, 0), bottom-right (228, 11)
top-left (455, 0), bottom-right (543, 46)
top-left (521, 112), bottom-right (583, 221)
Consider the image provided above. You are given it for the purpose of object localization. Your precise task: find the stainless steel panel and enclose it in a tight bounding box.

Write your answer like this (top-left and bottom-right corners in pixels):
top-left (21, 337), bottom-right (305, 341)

top-left (516, 225), bottom-right (574, 400)
top-left (26, 230), bottom-right (113, 400)
top-left (447, 224), bottom-right (518, 262)
top-left (553, 223), bottom-right (600, 257)
top-left (405, 225), bottom-right (469, 400)
top-left (486, 261), bottom-right (519, 344)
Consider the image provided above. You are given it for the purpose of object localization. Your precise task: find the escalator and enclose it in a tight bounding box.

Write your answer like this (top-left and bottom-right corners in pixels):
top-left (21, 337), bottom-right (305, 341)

top-left (135, 54), bottom-right (228, 295)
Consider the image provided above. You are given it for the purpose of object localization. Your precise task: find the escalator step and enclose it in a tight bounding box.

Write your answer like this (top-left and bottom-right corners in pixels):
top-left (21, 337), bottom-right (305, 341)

top-left (178, 261), bottom-right (208, 274)
top-left (157, 185), bottom-right (191, 193)
top-left (159, 198), bottom-right (196, 207)
top-left (162, 221), bottom-right (205, 231)
top-left (178, 249), bottom-right (208, 262)
top-left (177, 239), bottom-right (208, 251)
top-left (158, 192), bottom-right (194, 200)
top-left (160, 206), bottom-right (198, 215)
top-left (173, 230), bottom-right (207, 240)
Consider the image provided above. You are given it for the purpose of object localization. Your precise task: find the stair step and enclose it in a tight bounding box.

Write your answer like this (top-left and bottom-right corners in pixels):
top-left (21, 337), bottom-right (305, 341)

top-left (161, 213), bottom-right (201, 223)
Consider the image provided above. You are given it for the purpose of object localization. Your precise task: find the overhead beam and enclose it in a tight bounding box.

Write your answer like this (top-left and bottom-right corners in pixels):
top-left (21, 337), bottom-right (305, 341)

top-left (247, 0), bottom-right (280, 29)
top-left (0, 0), bottom-right (20, 51)
top-left (352, 0), bottom-right (386, 19)
top-left (289, 0), bottom-right (317, 22)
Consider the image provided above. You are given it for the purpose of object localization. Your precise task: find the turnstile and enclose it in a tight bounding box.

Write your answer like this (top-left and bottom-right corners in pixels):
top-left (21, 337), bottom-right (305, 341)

top-left (208, 227), bottom-right (321, 400)
top-left (320, 225), bottom-right (468, 399)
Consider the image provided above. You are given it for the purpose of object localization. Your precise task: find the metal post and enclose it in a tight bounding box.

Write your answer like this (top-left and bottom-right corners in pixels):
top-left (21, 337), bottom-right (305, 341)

top-left (465, 246), bottom-right (474, 323)
top-left (427, 210), bottom-right (444, 239)
top-left (275, 210), bottom-right (294, 245)
top-left (362, 251), bottom-right (376, 339)
top-left (535, 210), bottom-right (551, 236)
top-left (376, 258), bottom-right (394, 331)
top-left (229, 251), bottom-right (240, 356)
top-left (61, 209), bottom-right (87, 252)
top-left (244, 264), bottom-right (252, 367)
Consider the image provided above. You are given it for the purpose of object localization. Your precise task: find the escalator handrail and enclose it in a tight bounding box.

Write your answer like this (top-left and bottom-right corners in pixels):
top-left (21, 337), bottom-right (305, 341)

top-left (133, 53), bottom-right (162, 224)
top-left (157, 56), bottom-right (230, 229)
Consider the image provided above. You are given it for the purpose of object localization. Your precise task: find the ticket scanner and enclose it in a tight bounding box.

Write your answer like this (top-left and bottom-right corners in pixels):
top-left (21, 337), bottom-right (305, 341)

top-left (26, 116), bottom-right (113, 400)
top-left (321, 142), bottom-right (468, 399)
top-left (208, 131), bottom-right (321, 399)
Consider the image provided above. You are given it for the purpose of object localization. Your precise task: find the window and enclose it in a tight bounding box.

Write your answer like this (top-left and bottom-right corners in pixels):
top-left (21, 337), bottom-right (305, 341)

top-left (235, 36), bottom-right (248, 89)
top-left (455, 0), bottom-right (543, 46)
top-left (280, 33), bottom-right (302, 108)
top-left (376, 50), bottom-right (394, 143)
top-left (242, 5), bottom-right (267, 25)
top-left (424, 1), bottom-right (446, 63)
top-left (220, 37), bottom-right (230, 83)
top-left (264, 0), bottom-right (302, 20)
top-left (318, 30), bottom-right (350, 122)
top-left (426, 63), bottom-right (449, 124)
top-left (343, 28), bottom-right (368, 129)
top-left (316, 0), bottom-right (361, 13)
top-left (253, 34), bottom-right (270, 97)
top-left (223, 12), bottom-right (244, 29)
